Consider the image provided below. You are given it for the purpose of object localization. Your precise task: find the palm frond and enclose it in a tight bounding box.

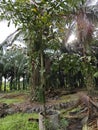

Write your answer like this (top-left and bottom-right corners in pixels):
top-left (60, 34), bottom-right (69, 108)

top-left (86, 4), bottom-right (98, 24)
top-left (0, 28), bottom-right (22, 47)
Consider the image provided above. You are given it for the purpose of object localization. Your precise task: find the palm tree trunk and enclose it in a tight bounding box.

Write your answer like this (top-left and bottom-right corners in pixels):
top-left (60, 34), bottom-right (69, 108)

top-left (10, 76), bottom-right (13, 91)
top-left (4, 77), bottom-right (6, 92)
top-left (14, 74), bottom-right (18, 90)
top-left (40, 50), bottom-right (46, 114)
top-left (23, 75), bottom-right (25, 90)
top-left (0, 75), bottom-right (2, 91)
top-left (18, 77), bottom-right (20, 90)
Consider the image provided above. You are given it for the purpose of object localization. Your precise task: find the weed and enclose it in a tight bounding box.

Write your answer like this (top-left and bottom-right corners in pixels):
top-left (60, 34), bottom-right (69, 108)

top-left (0, 113), bottom-right (39, 130)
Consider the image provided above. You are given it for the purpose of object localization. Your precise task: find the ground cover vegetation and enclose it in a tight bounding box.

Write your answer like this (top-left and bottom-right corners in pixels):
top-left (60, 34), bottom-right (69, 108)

top-left (0, 113), bottom-right (39, 130)
top-left (0, 0), bottom-right (98, 129)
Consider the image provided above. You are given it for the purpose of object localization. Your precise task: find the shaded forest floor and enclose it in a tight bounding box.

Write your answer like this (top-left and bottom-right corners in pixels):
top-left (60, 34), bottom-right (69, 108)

top-left (0, 90), bottom-right (98, 130)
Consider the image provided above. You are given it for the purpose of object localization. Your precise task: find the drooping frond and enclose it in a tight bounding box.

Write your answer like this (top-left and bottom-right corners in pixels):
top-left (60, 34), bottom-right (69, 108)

top-left (76, 8), bottom-right (94, 44)
top-left (86, 3), bottom-right (98, 25)
top-left (0, 28), bottom-right (22, 47)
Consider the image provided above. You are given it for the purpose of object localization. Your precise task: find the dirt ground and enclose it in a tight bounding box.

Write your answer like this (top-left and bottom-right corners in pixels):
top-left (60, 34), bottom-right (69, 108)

top-left (0, 90), bottom-right (98, 130)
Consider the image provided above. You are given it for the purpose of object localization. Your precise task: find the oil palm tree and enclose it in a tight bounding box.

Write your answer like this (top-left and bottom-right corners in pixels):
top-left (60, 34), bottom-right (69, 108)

top-left (5, 45), bottom-right (29, 91)
top-left (0, 47), bottom-right (3, 91)
top-left (64, 0), bottom-right (98, 54)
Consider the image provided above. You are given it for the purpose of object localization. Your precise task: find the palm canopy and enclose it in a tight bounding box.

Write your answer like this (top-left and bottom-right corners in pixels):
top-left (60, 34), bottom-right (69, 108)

top-left (64, 0), bottom-right (98, 54)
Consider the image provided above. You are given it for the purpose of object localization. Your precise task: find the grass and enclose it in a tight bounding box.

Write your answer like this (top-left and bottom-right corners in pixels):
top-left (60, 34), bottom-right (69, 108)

top-left (0, 91), bottom-right (39, 130)
top-left (60, 94), bottom-right (78, 102)
top-left (0, 113), bottom-right (39, 130)
top-left (0, 90), bottom-right (30, 104)
top-left (0, 98), bottom-right (24, 104)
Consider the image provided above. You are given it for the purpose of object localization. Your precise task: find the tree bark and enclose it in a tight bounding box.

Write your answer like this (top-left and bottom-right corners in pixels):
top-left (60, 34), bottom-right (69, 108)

top-left (0, 74), bottom-right (2, 91)
top-left (4, 77), bottom-right (6, 92)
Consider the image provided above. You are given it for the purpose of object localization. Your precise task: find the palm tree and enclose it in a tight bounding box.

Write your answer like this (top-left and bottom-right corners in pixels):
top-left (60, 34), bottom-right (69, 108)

top-left (2, 53), bottom-right (10, 91)
top-left (0, 47), bottom-right (3, 91)
top-left (63, 1), bottom-right (98, 93)
top-left (5, 45), bottom-right (29, 91)
top-left (64, 0), bottom-right (98, 54)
